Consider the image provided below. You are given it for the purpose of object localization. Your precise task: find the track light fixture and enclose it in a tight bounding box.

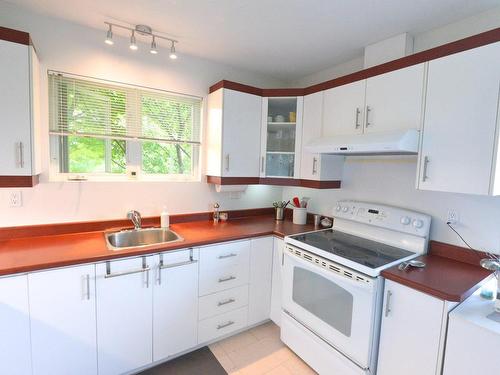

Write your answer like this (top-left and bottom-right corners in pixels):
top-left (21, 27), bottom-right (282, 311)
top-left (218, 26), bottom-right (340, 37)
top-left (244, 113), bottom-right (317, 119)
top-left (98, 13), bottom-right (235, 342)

top-left (150, 36), bottom-right (158, 54)
top-left (105, 24), bottom-right (113, 45)
top-left (169, 41), bottom-right (177, 60)
top-left (104, 22), bottom-right (178, 58)
top-left (129, 30), bottom-right (138, 50)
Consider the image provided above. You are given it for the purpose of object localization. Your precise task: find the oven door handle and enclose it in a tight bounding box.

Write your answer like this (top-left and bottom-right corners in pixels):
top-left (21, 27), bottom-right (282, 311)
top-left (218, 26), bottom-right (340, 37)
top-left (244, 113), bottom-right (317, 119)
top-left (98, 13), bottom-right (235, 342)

top-left (284, 250), bottom-right (376, 291)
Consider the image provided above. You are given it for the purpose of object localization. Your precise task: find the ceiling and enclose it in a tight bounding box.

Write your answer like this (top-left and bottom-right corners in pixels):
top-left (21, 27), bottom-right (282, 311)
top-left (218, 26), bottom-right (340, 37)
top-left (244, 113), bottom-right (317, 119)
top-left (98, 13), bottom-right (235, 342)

top-left (6, 0), bottom-right (500, 81)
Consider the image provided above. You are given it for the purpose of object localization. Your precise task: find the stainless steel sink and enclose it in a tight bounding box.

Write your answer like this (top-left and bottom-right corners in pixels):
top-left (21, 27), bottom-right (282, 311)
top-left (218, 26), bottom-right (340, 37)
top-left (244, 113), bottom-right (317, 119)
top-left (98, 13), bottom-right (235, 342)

top-left (105, 228), bottom-right (183, 250)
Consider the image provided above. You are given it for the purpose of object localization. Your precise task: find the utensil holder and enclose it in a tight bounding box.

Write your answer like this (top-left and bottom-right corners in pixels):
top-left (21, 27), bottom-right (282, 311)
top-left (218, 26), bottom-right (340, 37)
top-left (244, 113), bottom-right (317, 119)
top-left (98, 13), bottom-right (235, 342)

top-left (293, 208), bottom-right (307, 225)
top-left (275, 207), bottom-right (284, 221)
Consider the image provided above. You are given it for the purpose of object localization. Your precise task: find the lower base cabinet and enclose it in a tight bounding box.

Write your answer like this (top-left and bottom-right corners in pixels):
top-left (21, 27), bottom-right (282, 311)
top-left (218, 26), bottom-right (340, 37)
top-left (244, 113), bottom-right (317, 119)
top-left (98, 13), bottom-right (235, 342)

top-left (96, 256), bottom-right (153, 375)
top-left (0, 274), bottom-right (31, 375)
top-left (248, 237), bottom-right (273, 325)
top-left (270, 237), bottom-right (284, 326)
top-left (377, 279), bottom-right (456, 375)
top-left (153, 248), bottom-right (199, 361)
top-left (29, 265), bottom-right (97, 375)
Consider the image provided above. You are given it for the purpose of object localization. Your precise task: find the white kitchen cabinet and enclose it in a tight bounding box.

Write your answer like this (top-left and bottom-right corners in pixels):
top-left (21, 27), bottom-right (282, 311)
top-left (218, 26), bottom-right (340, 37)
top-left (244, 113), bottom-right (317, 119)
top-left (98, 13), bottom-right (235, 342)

top-left (364, 63), bottom-right (425, 133)
top-left (0, 37), bottom-right (41, 178)
top-left (322, 80), bottom-right (366, 137)
top-left (377, 280), bottom-right (456, 375)
top-left (270, 237), bottom-right (284, 326)
top-left (248, 237), bottom-right (273, 326)
top-left (153, 248), bottom-right (199, 361)
top-left (260, 97), bottom-right (303, 178)
top-left (29, 265), bottom-right (97, 375)
top-left (0, 274), bottom-right (31, 375)
top-left (96, 256), bottom-right (153, 375)
top-left (300, 91), bottom-right (344, 181)
top-left (417, 42), bottom-right (500, 195)
top-left (206, 88), bottom-right (262, 177)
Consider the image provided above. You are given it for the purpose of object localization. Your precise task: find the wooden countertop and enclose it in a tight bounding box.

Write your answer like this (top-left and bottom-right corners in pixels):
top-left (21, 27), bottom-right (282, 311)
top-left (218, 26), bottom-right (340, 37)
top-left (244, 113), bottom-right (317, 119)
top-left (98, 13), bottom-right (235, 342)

top-left (0, 217), bottom-right (315, 276)
top-left (382, 241), bottom-right (492, 302)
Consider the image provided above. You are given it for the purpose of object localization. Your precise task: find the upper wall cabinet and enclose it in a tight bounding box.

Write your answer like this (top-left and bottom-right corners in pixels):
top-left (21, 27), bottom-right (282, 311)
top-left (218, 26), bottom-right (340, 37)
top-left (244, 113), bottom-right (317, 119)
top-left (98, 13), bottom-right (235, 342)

top-left (0, 30), bottom-right (41, 186)
top-left (417, 42), bottom-right (500, 195)
top-left (260, 97), bottom-right (303, 178)
top-left (206, 88), bottom-right (262, 178)
top-left (322, 64), bottom-right (425, 136)
top-left (300, 92), bottom-right (344, 181)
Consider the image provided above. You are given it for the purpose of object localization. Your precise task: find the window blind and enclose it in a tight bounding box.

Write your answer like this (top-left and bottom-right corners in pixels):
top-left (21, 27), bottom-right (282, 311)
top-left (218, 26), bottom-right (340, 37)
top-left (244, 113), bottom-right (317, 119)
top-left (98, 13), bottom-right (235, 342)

top-left (48, 72), bottom-right (202, 145)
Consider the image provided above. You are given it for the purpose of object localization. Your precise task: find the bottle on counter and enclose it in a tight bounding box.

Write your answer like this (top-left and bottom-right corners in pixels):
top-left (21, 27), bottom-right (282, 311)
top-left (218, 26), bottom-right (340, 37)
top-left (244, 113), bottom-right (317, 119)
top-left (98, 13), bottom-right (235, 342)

top-left (160, 206), bottom-right (170, 228)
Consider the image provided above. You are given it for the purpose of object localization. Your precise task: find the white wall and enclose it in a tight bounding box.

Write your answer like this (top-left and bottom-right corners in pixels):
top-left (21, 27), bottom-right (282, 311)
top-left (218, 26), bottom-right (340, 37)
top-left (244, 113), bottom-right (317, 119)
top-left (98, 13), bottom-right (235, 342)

top-left (0, 2), bottom-right (283, 227)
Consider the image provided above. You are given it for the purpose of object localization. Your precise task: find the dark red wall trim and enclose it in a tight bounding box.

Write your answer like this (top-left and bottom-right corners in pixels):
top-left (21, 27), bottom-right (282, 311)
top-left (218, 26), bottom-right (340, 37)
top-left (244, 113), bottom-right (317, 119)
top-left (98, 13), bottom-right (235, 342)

top-left (0, 175), bottom-right (39, 188)
top-left (0, 26), bottom-right (30, 46)
top-left (209, 27), bottom-right (500, 97)
top-left (207, 175), bottom-right (341, 189)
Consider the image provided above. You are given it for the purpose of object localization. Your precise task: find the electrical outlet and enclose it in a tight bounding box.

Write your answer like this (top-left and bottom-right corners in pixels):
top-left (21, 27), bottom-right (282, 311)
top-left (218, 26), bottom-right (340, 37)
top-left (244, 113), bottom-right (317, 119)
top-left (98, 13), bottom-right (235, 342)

top-left (9, 190), bottom-right (23, 208)
top-left (447, 209), bottom-right (459, 224)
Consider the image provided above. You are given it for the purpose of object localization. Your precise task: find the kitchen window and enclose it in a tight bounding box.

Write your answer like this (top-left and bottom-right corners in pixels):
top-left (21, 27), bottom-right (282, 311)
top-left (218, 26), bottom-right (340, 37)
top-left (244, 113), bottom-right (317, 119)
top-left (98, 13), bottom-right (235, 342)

top-left (48, 72), bottom-right (202, 181)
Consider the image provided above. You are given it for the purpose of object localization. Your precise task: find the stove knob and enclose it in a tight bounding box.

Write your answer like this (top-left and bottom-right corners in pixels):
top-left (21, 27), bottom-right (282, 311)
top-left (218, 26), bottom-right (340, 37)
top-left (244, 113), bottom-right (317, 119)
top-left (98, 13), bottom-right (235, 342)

top-left (400, 216), bottom-right (411, 225)
top-left (413, 219), bottom-right (424, 229)
top-left (335, 205), bottom-right (342, 212)
top-left (342, 206), bottom-right (349, 213)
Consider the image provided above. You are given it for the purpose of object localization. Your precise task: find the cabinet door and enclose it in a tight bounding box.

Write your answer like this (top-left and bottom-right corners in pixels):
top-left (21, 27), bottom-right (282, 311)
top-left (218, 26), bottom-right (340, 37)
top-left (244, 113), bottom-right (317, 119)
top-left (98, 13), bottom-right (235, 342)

top-left (153, 248), bottom-right (199, 361)
top-left (0, 40), bottom-right (33, 175)
top-left (364, 63), bottom-right (424, 133)
top-left (322, 80), bottom-right (365, 136)
top-left (222, 89), bottom-right (262, 177)
top-left (29, 265), bottom-right (97, 375)
top-left (270, 237), bottom-right (284, 326)
top-left (301, 92), bottom-right (323, 180)
top-left (96, 257), bottom-right (153, 375)
top-left (248, 237), bottom-right (273, 326)
top-left (377, 280), bottom-right (445, 375)
top-left (0, 275), bottom-right (31, 375)
top-left (417, 42), bottom-right (500, 195)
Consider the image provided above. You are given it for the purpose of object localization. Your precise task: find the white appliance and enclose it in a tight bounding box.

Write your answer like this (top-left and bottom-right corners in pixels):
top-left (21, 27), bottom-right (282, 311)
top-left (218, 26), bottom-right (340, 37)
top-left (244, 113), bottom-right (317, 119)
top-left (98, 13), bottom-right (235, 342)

top-left (282, 201), bottom-right (431, 375)
top-left (305, 129), bottom-right (419, 155)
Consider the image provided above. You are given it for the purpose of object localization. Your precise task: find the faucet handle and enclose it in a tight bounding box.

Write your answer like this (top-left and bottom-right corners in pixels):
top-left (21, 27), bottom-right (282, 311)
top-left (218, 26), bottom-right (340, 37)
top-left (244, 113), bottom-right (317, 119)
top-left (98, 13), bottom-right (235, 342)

top-left (214, 202), bottom-right (220, 209)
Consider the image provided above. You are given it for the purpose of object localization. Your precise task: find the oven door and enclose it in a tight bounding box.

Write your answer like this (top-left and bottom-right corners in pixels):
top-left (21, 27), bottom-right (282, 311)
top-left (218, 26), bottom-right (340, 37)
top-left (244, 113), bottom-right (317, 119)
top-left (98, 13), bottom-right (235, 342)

top-left (282, 246), bottom-right (379, 369)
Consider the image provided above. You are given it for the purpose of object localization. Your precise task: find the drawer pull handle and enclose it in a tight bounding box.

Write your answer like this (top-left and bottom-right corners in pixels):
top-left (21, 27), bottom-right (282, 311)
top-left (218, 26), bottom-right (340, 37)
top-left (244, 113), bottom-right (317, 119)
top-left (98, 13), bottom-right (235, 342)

top-left (218, 298), bottom-right (236, 307)
top-left (385, 290), bottom-right (393, 317)
top-left (158, 249), bottom-right (197, 285)
top-left (218, 253), bottom-right (237, 259)
top-left (105, 257), bottom-right (150, 284)
top-left (217, 321), bottom-right (235, 330)
top-left (218, 275), bottom-right (236, 283)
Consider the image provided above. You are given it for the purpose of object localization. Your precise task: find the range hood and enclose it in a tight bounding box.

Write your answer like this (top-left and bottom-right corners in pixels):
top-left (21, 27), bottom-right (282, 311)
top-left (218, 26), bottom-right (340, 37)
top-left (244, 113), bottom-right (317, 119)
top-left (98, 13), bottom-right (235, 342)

top-left (306, 129), bottom-right (419, 155)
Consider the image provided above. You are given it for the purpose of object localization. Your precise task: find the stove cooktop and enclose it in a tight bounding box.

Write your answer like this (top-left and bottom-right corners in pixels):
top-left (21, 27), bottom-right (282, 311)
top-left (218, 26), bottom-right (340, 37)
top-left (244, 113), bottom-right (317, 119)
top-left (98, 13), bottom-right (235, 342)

top-left (288, 229), bottom-right (415, 269)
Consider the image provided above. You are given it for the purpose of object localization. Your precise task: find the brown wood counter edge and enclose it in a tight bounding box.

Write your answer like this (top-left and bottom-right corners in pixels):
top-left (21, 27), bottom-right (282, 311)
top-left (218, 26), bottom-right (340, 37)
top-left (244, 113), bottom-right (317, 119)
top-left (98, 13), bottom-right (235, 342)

top-left (0, 207), bottom-right (276, 241)
top-left (209, 27), bottom-right (500, 97)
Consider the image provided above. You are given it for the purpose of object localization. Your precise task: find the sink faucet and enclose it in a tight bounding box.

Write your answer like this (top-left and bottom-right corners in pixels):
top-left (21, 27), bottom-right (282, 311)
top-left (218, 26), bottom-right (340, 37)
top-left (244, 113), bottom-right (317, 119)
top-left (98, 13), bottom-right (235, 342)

top-left (127, 210), bottom-right (142, 230)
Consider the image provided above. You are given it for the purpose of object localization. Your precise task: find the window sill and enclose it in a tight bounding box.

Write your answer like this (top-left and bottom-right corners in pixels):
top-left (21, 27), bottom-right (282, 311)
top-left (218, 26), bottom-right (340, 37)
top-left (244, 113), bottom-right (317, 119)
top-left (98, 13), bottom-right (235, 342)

top-left (49, 174), bottom-right (200, 183)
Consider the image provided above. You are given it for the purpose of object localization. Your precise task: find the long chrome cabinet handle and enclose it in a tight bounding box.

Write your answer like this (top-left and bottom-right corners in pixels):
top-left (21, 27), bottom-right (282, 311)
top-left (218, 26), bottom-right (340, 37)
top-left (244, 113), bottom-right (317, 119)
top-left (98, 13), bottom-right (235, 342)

top-left (218, 275), bottom-right (236, 283)
top-left (158, 249), bottom-right (197, 284)
top-left (261, 156), bottom-right (265, 173)
top-left (105, 257), bottom-right (150, 282)
top-left (218, 298), bottom-right (236, 307)
top-left (365, 106), bottom-right (371, 127)
top-left (312, 157), bottom-right (318, 175)
top-left (355, 108), bottom-right (361, 129)
top-left (84, 274), bottom-right (91, 300)
top-left (385, 290), bottom-right (393, 317)
top-left (422, 156), bottom-right (430, 182)
top-left (218, 253), bottom-right (237, 259)
top-left (217, 321), bottom-right (235, 330)
top-left (17, 142), bottom-right (25, 168)
top-left (225, 154), bottom-right (230, 171)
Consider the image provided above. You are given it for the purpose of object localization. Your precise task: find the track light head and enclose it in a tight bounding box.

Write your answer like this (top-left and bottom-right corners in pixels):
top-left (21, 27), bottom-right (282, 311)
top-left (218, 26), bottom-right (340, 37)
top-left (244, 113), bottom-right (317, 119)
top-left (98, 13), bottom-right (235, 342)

top-left (150, 36), bottom-right (158, 54)
top-left (129, 30), bottom-right (138, 50)
top-left (105, 24), bottom-right (113, 45)
top-left (169, 41), bottom-right (177, 60)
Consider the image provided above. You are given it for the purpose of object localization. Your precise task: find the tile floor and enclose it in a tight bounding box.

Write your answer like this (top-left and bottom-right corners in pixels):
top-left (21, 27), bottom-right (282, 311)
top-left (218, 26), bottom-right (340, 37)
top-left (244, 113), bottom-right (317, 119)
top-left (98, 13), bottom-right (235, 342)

top-left (209, 321), bottom-right (317, 375)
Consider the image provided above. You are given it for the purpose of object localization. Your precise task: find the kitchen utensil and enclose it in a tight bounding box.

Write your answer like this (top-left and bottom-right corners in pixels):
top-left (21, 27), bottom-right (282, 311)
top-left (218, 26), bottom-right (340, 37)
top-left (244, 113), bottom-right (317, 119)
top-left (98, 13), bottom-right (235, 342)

top-left (320, 217), bottom-right (333, 227)
top-left (398, 259), bottom-right (426, 271)
top-left (293, 197), bottom-right (301, 208)
top-left (313, 215), bottom-right (321, 227)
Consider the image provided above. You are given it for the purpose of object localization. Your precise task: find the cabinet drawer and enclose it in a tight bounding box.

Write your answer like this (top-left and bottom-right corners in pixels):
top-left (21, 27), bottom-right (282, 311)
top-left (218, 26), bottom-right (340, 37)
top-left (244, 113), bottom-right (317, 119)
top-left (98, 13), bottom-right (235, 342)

top-left (198, 307), bottom-right (248, 344)
top-left (199, 262), bottom-right (249, 296)
top-left (199, 285), bottom-right (249, 320)
top-left (200, 241), bottom-right (250, 271)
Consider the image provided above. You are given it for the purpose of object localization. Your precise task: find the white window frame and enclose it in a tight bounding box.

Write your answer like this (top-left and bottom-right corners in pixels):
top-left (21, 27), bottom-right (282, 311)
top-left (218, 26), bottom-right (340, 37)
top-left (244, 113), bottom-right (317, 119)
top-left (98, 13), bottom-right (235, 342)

top-left (48, 72), bottom-right (202, 182)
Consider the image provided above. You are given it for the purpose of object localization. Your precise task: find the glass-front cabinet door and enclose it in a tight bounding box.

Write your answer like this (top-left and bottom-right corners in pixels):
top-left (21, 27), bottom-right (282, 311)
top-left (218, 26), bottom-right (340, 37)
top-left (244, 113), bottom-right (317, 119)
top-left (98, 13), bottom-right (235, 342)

top-left (260, 97), bottom-right (303, 178)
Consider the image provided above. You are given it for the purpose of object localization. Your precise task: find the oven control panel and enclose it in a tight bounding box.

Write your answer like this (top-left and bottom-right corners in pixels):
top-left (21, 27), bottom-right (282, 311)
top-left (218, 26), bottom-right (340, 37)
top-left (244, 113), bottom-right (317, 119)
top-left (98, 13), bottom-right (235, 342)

top-left (333, 200), bottom-right (431, 237)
